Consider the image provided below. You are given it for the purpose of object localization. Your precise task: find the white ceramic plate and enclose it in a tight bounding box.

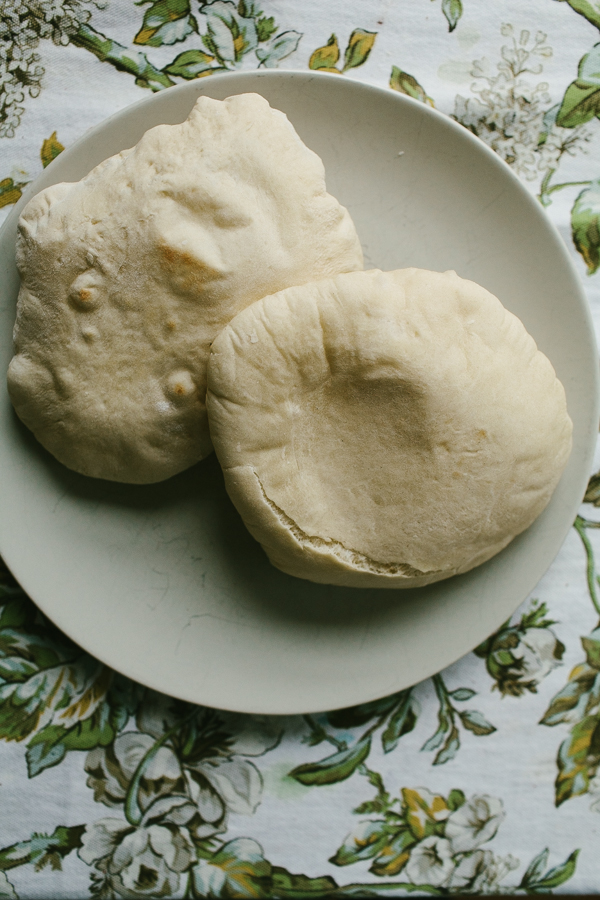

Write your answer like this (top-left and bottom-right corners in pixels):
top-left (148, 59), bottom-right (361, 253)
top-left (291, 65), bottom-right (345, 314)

top-left (0, 71), bottom-right (597, 715)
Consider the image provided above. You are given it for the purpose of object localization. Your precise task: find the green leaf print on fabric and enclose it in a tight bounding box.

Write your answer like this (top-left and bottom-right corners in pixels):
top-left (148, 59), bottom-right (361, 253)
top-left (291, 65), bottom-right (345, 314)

top-left (458, 709), bottom-right (497, 736)
top-left (542, 658), bottom-right (600, 726)
top-left (309, 34), bottom-right (340, 72)
top-left (1, 131), bottom-right (62, 212)
top-left (342, 29), bottom-right (377, 71)
top-left (133, 0), bottom-right (198, 48)
top-left (430, 0), bottom-right (463, 32)
top-left (452, 24), bottom-right (598, 273)
top-left (520, 849), bottom-right (580, 892)
top-left (291, 696), bottom-right (413, 786)
top-left (71, 23), bottom-right (175, 89)
top-left (40, 131), bottom-right (64, 167)
top-left (327, 694), bottom-right (402, 730)
top-left (26, 705), bottom-right (115, 778)
top-left (389, 66), bottom-right (434, 105)
top-left (255, 30), bottom-right (302, 68)
top-left (538, 103), bottom-right (561, 147)
top-left (270, 867), bottom-right (338, 896)
top-left (557, 81), bottom-right (600, 128)
top-left (583, 630), bottom-right (600, 668)
top-left (560, 0), bottom-right (600, 31)
top-left (0, 0), bottom-right (301, 152)
top-left (289, 737), bottom-right (372, 786)
top-left (0, 825), bottom-right (85, 875)
top-left (521, 847), bottom-right (551, 887)
top-left (308, 30), bottom-right (376, 74)
top-left (441, 0), bottom-right (463, 32)
top-left (159, 3), bottom-right (301, 78)
top-left (541, 649), bottom-right (600, 804)
top-left (421, 675), bottom-right (495, 765)
top-left (0, 560), bottom-right (145, 775)
top-left (0, 671), bottom-right (580, 899)
top-left (200, 0), bottom-right (258, 64)
top-left (0, 178), bottom-right (25, 209)
top-left (162, 47), bottom-right (219, 78)
top-left (0, 612), bottom-right (104, 744)
top-left (573, 514), bottom-right (600, 617)
top-left (475, 601), bottom-right (565, 696)
top-left (542, 481), bottom-right (600, 806)
top-left (292, 677), bottom-right (493, 788)
top-left (381, 690), bottom-right (419, 753)
top-left (556, 43), bottom-right (600, 127)
top-left (329, 778), bottom-right (579, 894)
top-left (200, 1), bottom-right (301, 70)
top-left (571, 179), bottom-right (600, 273)
top-left (585, 471), bottom-right (600, 505)
top-left (191, 838), bottom-right (271, 898)
top-left (0, 812), bottom-right (578, 900)
top-left (254, 12), bottom-right (276, 43)
top-left (331, 820), bottom-right (391, 867)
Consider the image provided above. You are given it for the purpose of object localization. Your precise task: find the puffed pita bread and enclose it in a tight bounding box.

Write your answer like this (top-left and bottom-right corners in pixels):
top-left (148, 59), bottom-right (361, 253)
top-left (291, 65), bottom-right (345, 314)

top-left (207, 268), bottom-right (573, 588)
top-left (8, 93), bottom-right (363, 483)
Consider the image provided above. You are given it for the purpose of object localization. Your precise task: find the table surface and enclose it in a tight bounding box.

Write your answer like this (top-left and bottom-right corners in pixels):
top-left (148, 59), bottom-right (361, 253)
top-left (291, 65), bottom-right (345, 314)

top-left (1, 1), bottom-right (600, 897)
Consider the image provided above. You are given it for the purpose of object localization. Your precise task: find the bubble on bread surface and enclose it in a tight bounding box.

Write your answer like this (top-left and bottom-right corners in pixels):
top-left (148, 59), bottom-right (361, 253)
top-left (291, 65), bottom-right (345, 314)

top-left (165, 370), bottom-right (196, 404)
top-left (81, 326), bottom-right (99, 343)
top-left (68, 270), bottom-right (104, 311)
top-left (206, 268), bottom-right (573, 589)
top-left (8, 92), bottom-right (363, 483)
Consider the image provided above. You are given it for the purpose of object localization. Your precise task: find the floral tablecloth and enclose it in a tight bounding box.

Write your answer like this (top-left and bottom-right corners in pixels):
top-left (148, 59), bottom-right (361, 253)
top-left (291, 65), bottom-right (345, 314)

top-left (2, 1), bottom-right (600, 897)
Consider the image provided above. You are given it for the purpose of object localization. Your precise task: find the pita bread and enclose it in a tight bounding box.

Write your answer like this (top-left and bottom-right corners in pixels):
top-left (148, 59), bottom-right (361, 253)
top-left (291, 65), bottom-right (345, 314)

top-left (8, 93), bottom-right (363, 483)
top-left (207, 268), bottom-right (573, 588)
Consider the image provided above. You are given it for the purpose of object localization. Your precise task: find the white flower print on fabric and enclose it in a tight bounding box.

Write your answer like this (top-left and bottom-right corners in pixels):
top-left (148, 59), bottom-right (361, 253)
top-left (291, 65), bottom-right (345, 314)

top-left (405, 835), bottom-right (454, 886)
top-left (445, 795), bottom-right (505, 854)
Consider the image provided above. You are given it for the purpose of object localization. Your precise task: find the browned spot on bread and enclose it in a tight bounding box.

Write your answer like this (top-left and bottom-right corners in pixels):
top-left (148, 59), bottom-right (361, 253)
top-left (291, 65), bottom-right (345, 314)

top-left (160, 245), bottom-right (197, 268)
top-left (160, 246), bottom-right (202, 295)
top-left (79, 289), bottom-right (92, 302)
top-left (157, 243), bottom-right (223, 294)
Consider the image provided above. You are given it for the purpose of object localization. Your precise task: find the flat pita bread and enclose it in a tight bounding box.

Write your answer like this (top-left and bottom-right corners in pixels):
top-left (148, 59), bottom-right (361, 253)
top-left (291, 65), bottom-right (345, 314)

top-left (8, 93), bottom-right (363, 483)
top-left (207, 268), bottom-right (573, 588)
